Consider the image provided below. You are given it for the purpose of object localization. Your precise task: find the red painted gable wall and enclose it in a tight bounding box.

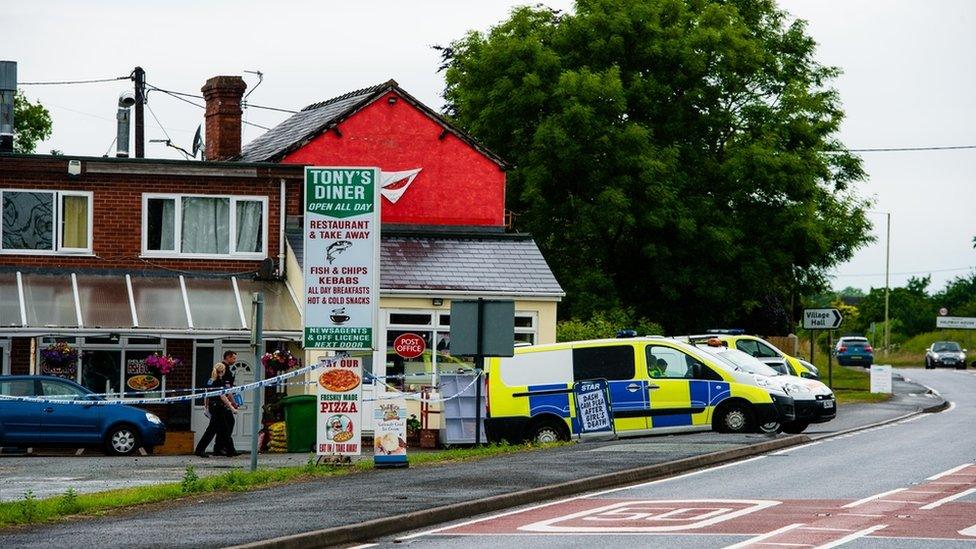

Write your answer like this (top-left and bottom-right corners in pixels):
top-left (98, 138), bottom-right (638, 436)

top-left (282, 92), bottom-right (505, 227)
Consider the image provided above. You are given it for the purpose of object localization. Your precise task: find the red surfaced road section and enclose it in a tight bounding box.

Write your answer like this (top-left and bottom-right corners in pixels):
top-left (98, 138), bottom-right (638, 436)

top-left (436, 465), bottom-right (976, 545)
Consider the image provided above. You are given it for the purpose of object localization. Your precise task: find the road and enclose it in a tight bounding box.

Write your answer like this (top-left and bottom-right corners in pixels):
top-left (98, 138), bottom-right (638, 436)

top-left (370, 368), bottom-right (976, 548)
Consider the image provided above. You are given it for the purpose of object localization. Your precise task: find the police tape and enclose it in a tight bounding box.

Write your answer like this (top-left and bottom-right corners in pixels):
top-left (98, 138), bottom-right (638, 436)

top-left (0, 364), bottom-right (484, 406)
top-left (0, 357), bottom-right (335, 406)
top-left (45, 371), bottom-right (463, 399)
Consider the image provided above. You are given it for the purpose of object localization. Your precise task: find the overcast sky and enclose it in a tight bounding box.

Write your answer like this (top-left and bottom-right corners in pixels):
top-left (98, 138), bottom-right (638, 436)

top-left (6, 1), bottom-right (975, 297)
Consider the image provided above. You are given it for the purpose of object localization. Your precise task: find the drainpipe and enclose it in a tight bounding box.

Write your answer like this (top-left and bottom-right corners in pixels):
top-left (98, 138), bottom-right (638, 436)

top-left (0, 61), bottom-right (16, 153)
top-left (279, 178), bottom-right (286, 277)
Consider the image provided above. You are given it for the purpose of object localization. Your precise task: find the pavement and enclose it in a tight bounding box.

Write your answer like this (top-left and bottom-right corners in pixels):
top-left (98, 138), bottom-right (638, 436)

top-left (0, 369), bottom-right (947, 548)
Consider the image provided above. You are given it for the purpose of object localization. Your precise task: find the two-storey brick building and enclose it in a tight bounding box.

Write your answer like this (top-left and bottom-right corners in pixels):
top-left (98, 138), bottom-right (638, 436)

top-left (1, 74), bottom-right (563, 448)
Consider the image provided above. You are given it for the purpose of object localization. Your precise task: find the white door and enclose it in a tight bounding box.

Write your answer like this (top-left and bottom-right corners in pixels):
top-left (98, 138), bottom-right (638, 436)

top-left (225, 346), bottom-right (258, 450)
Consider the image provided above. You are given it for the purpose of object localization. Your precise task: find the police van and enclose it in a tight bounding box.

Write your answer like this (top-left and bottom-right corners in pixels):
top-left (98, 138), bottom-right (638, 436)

top-left (484, 337), bottom-right (795, 443)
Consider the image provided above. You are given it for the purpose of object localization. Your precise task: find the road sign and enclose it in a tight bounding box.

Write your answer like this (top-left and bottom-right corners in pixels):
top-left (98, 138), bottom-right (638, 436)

top-left (939, 307), bottom-right (949, 316)
top-left (802, 308), bottom-right (843, 330)
top-left (870, 364), bottom-right (892, 394)
top-left (936, 316), bottom-right (976, 329)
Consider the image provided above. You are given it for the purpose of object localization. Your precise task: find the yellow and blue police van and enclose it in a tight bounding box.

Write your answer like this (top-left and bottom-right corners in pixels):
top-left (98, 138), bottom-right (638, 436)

top-left (483, 337), bottom-right (795, 443)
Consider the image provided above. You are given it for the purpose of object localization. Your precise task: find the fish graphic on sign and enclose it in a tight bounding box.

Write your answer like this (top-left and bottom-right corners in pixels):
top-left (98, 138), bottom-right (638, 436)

top-left (380, 168), bottom-right (422, 204)
top-left (326, 240), bottom-right (352, 264)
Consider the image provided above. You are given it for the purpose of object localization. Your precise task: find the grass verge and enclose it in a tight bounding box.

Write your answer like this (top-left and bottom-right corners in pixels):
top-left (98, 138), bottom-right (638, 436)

top-left (0, 441), bottom-right (568, 529)
top-left (807, 358), bottom-right (892, 404)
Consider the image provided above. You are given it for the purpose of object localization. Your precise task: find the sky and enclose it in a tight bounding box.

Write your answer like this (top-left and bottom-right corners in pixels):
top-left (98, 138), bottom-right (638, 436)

top-left (4, 0), bottom-right (975, 297)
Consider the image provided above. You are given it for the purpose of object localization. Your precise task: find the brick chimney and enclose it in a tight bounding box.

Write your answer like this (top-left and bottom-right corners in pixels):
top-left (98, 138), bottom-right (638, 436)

top-left (201, 76), bottom-right (247, 160)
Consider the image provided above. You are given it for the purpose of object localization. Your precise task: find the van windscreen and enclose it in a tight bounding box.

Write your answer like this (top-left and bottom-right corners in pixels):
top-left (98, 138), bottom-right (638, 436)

top-left (573, 346), bottom-right (635, 381)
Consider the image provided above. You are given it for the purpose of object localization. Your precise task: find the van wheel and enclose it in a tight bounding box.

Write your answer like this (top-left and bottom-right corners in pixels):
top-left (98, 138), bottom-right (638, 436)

top-left (529, 420), bottom-right (568, 444)
top-left (105, 425), bottom-right (141, 456)
top-left (757, 421), bottom-right (781, 434)
top-left (714, 403), bottom-right (754, 434)
top-left (781, 421), bottom-right (810, 434)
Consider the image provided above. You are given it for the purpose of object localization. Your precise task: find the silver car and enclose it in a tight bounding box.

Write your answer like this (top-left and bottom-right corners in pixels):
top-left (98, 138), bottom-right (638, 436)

top-left (925, 341), bottom-right (967, 370)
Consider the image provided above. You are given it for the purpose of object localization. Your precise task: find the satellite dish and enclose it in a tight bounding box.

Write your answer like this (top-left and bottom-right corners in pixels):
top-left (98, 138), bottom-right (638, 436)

top-left (192, 125), bottom-right (203, 158)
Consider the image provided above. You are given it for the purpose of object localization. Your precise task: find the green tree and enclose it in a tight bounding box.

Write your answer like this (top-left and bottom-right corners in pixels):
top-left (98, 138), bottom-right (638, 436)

top-left (13, 92), bottom-right (53, 153)
top-left (439, 0), bottom-right (871, 333)
top-left (858, 276), bottom-right (935, 338)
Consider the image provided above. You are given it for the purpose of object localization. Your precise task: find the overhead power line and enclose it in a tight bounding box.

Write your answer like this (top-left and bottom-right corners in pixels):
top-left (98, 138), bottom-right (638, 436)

top-left (145, 83), bottom-right (297, 114)
top-left (832, 266), bottom-right (975, 278)
top-left (19, 76), bottom-right (131, 86)
top-left (829, 145), bottom-right (976, 153)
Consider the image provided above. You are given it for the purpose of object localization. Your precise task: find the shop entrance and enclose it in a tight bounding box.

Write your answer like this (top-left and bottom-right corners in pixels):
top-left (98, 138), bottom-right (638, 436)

top-left (191, 340), bottom-right (259, 451)
top-left (0, 339), bottom-right (9, 375)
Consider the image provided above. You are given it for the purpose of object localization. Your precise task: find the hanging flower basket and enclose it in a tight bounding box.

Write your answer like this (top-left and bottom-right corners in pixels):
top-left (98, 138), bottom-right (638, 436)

top-left (41, 342), bottom-right (79, 378)
top-left (261, 349), bottom-right (300, 377)
top-left (145, 353), bottom-right (181, 376)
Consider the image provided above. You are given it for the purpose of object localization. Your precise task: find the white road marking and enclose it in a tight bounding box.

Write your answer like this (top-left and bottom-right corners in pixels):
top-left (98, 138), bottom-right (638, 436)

top-left (875, 499), bottom-right (930, 504)
top-left (960, 523), bottom-right (976, 537)
top-left (347, 544), bottom-right (377, 549)
top-left (517, 499), bottom-right (780, 533)
top-left (901, 490), bottom-right (942, 494)
top-left (815, 524), bottom-right (888, 548)
top-left (841, 488), bottom-right (906, 508)
top-left (721, 523), bottom-right (806, 549)
top-left (755, 544), bottom-right (813, 547)
top-left (926, 463), bottom-right (974, 480)
top-left (919, 488), bottom-right (976, 510)
top-left (397, 456), bottom-right (768, 540)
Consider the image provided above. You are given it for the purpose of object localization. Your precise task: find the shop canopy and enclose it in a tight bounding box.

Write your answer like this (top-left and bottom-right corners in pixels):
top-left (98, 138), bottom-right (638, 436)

top-left (0, 271), bottom-right (301, 339)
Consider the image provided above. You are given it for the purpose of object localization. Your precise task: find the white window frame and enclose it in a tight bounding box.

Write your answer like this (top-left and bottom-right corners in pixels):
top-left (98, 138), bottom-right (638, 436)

top-left (0, 189), bottom-right (94, 255)
top-left (140, 193), bottom-right (269, 260)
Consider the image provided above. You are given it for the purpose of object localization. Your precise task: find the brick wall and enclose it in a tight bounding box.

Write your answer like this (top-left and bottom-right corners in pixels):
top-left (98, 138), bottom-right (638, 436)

top-left (0, 155), bottom-right (302, 272)
top-left (10, 337), bottom-right (31, 374)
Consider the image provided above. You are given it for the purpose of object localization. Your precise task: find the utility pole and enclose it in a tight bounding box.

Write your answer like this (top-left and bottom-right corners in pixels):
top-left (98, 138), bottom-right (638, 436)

top-left (884, 212), bottom-right (891, 357)
top-left (133, 67), bottom-right (146, 158)
top-left (250, 292), bottom-right (264, 472)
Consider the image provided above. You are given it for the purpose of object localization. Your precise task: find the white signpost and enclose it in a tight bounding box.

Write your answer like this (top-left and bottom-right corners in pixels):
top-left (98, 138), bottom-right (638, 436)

top-left (870, 364), bottom-right (893, 394)
top-left (936, 316), bottom-right (976, 330)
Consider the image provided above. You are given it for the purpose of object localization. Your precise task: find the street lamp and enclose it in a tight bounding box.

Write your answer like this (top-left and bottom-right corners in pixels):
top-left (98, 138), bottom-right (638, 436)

top-left (869, 211), bottom-right (891, 357)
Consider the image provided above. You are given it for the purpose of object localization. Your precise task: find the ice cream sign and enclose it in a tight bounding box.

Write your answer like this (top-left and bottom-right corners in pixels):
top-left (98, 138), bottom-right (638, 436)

top-left (304, 166), bottom-right (380, 350)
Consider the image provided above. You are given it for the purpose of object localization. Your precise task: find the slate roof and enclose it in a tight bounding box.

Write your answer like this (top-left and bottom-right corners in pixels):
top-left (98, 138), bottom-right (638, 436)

top-left (286, 231), bottom-right (563, 298)
top-left (238, 80), bottom-right (506, 166)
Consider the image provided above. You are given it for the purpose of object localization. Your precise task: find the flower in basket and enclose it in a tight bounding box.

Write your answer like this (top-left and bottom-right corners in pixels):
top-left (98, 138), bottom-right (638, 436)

top-left (41, 342), bottom-right (79, 368)
top-left (261, 349), bottom-right (300, 377)
top-left (144, 353), bottom-right (181, 376)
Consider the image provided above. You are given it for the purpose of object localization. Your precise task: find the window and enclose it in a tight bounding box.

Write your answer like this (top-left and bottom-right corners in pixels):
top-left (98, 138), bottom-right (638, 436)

top-left (754, 341), bottom-right (781, 358)
top-left (573, 345), bottom-right (635, 381)
top-left (38, 336), bottom-right (164, 398)
top-left (142, 193), bottom-right (267, 258)
top-left (1, 190), bottom-right (92, 254)
top-left (647, 345), bottom-right (720, 381)
top-left (0, 379), bottom-right (35, 397)
top-left (41, 379), bottom-right (86, 399)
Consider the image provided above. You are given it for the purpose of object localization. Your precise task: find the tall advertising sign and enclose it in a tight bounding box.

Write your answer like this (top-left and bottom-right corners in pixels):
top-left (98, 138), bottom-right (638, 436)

top-left (303, 166), bottom-right (380, 350)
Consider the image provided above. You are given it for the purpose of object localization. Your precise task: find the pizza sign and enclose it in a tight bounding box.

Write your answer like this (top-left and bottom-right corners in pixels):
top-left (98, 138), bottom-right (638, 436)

top-left (316, 356), bottom-right (363, 456)
top-left (394, 333), bottom-right (426, 359)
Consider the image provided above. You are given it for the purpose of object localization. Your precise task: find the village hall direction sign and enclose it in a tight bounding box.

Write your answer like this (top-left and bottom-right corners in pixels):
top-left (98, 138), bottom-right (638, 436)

top-left (303, 166), bottom-right (380, 350)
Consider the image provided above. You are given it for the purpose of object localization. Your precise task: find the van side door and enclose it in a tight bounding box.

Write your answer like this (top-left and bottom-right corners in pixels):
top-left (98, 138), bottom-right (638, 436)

top-left (644, 344), bottom-right (722, 429)
top-left (572, 345), bottom-right (649, 433)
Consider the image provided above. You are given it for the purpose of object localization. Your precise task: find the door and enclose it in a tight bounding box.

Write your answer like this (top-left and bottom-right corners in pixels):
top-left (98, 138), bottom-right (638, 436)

top-left (224, 345), bottom-right (257, 450)
top-left (572, 345), bottom-right (650, 433)
top-left (38, 378), bottom-right (102, 444)
top-left (643, 344), bottom-right (710, 429)
top-left (0, 378), bottom-right (43, 444)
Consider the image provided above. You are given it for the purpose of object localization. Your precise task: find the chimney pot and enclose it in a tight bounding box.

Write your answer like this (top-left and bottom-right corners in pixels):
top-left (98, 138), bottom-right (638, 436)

top-left (201, 75), bottom-right (247, 161)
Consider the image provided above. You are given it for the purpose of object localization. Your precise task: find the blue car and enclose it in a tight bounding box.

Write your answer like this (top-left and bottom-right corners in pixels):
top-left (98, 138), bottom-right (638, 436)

top-left (835, 336), bottom-right (874, 367)
top-left (0, 375), bottom-right (166, 455)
